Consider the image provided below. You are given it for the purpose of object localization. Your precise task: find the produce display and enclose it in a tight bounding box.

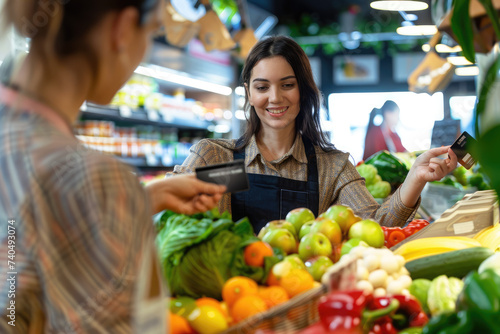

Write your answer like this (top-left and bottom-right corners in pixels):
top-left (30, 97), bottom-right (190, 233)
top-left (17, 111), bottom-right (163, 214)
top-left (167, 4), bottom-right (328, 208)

top-left (364, 150), bottom-right (410, 191)
top-left (382, 219), bottom-right (430, 248)
top-left (356, 163), bottom-right (392, 200)
top-left (157, 195), bottom-right (500, 334)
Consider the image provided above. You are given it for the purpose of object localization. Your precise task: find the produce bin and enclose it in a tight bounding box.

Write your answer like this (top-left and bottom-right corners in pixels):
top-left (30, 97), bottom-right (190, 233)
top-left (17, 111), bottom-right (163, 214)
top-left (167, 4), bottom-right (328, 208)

top-left (221, 257), bottom-right (357, 334)
top-left (420, 183), bottom-right (476, 219)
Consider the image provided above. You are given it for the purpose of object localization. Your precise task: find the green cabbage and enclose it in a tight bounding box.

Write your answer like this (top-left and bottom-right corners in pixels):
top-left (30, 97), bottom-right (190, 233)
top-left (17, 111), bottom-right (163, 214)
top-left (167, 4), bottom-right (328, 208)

top-left (427, 275), bottom-right (464, 316)
top-left (356, 163), bottom-right (379, 185)
top-left (367, 180), bottom-right (391, 199)
top-left (154, 209), bottom-right (279, 299)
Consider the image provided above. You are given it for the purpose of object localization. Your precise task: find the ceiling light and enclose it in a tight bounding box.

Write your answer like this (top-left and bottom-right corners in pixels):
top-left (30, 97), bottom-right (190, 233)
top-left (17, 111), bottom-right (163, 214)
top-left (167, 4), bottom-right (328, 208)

top-left (447, 56), bottom-right (474, 66)
top-left (455, 66), bottom-right (479, 76)
top-left (134, 64), bottom-right (232, 96)
top-left (397, 25), bottom-right (438, 36)
top-left (422, 44), bottom-right (463, 53)
top-left (370, 0), bottom-right (428, 11)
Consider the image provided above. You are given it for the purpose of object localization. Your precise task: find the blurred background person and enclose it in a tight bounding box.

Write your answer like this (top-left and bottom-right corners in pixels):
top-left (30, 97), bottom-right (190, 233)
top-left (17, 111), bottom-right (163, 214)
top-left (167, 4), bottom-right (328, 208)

top-left (363, 100), bottom-right (407, 160)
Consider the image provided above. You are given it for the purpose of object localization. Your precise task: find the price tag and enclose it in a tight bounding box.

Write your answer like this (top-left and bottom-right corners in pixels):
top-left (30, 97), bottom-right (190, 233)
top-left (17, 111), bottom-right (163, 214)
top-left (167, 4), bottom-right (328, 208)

top-left (324, 257), bottom-right (357, 292)
top-left (147, 109), bottom-right (160, 122)
top-left (119, 106), bottom-right (132, 118)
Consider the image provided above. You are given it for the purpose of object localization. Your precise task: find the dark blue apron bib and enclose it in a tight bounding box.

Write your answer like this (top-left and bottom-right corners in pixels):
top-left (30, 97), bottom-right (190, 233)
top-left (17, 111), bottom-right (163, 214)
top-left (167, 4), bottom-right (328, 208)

top-left (231, 137), bottom-right (319, 233)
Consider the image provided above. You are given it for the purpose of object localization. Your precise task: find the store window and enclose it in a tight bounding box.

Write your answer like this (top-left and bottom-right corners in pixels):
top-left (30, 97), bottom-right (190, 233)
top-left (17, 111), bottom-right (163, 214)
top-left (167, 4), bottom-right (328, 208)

top-left (328, 92), bottom-right (444, 163)
top-left (449, 95), bottom-right (476, 137)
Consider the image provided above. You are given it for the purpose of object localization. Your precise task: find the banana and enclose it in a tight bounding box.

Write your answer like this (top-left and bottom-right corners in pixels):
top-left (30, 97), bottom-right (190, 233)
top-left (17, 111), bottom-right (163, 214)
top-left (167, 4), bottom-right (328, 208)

top-left (474, 225), bottom-right (500, 252)
top-left (393, 236), bottom-right (482, 262)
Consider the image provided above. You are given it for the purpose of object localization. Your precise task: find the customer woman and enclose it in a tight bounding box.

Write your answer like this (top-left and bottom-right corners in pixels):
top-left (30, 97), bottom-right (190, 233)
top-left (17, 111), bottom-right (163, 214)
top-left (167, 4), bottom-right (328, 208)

top-left (363, 100), bottom-right (407, 160)
top-left (171, 36), bottom-right (457, 233)
top-left (0, 1), bottom-right (225, 332)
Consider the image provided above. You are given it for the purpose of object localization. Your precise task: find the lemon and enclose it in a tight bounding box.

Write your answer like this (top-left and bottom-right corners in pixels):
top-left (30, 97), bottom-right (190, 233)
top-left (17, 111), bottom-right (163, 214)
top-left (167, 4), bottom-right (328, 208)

top-left (188, 305), bottom-right (228, 334)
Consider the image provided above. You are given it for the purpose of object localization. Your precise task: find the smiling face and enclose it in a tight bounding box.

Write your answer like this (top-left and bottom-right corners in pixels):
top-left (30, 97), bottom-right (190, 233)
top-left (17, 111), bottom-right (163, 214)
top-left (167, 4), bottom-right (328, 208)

top-left (246, 56), bottom-right (301, 134)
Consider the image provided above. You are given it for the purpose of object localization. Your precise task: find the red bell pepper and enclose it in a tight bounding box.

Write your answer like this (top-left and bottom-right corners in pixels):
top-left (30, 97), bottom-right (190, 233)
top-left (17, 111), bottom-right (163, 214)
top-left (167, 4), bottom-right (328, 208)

top-left (317, 291), bottom-right (400, 334)
top-left (390, 295), bottom-right (428, 329)
top-left (367, 295), bottom-right (428, 333)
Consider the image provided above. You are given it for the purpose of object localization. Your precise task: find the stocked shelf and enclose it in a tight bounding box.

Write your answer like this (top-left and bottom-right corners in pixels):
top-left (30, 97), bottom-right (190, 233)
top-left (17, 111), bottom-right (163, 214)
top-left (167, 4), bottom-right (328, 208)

top-left (81, 103), bottom-right (211, 130)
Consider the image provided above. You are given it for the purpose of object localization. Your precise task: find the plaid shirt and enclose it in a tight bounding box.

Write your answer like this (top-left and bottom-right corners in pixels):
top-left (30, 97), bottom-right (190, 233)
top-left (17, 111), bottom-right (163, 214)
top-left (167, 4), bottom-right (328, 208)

top-left (0, 86), bottom-right (163, 333)
top-left (171, 135), bottom-right (418, 226)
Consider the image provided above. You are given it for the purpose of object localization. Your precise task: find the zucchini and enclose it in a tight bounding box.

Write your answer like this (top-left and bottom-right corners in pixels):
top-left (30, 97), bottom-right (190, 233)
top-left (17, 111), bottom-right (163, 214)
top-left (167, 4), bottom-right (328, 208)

top-left (405, 247), bottom-right (494, 280)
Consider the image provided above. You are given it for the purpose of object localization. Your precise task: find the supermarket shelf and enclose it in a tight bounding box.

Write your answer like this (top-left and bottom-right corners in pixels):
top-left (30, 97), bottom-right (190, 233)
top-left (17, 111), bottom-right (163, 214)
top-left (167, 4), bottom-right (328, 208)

top-left (118, 156), bottom-right (186, 169)
top-left (81, 103), bottom-right (211, 130)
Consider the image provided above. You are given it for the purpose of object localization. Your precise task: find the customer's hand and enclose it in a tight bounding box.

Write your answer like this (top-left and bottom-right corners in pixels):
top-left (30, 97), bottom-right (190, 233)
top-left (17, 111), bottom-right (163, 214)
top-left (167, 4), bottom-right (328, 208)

top-left (145, 174), bottom-right (226, 215)
top-left (400, 146), bottom-right (458, 208)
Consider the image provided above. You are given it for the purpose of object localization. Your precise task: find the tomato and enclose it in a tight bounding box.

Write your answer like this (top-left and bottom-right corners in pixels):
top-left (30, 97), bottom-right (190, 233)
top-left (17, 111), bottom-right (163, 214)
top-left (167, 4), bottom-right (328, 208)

top-left (407, 219), bottom-right (430, 229)
top-left (403, 226), bottom-right (417, 237)
top-left (387, 230), bottom-right (406, 247)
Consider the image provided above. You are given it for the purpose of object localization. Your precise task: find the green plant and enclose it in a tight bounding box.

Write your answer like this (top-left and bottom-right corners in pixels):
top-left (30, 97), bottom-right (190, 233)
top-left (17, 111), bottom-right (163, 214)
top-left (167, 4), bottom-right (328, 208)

top-left (449, 0), bottom-right (500, 198)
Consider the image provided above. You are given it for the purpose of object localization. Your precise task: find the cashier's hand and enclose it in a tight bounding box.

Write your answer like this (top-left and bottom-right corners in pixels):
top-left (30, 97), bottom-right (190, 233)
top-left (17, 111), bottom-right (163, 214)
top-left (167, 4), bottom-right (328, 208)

top-left (410, 146), bottom-right (458, 183)
top-left (145, 174), bottom-right (226, 215)
top-left (400, 146), bottom-right (458, 208)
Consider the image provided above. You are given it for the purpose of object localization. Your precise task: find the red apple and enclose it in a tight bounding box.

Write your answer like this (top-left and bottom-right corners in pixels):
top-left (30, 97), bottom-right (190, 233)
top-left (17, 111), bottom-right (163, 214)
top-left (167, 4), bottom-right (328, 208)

top-left (286, 208), bottom-right (315, 236)
top-left (298, 232), bottom-right (333, 262)
top-left (347, 219), bottom-right (385, 248)
top-left (310, 217), bottom-right (342, 247)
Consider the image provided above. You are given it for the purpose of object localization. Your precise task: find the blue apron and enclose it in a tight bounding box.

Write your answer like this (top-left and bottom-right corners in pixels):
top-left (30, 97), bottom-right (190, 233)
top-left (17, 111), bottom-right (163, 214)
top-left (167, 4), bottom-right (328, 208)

top-left (231, 137), bottom-right (320, 233)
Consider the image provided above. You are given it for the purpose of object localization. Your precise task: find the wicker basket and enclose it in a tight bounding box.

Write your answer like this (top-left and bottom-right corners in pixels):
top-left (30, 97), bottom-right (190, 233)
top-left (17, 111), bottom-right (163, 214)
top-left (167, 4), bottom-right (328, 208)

top-left (221, 258), bottom-right (357, 334)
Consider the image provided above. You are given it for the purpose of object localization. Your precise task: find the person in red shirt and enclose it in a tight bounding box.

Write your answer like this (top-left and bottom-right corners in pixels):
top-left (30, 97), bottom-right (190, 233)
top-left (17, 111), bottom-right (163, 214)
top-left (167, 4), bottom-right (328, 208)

top-left (363, 100), bottom-right (407, 160)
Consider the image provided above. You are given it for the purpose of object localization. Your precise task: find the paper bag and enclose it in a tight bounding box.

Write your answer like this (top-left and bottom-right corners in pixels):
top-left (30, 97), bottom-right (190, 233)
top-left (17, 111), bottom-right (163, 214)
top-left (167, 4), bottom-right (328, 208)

top-left (196, 10), bottom-right (236, 52)
top-left (408, 33), bottom-right (456, 94)
top-left (163, 2), bottom-right (200, 48)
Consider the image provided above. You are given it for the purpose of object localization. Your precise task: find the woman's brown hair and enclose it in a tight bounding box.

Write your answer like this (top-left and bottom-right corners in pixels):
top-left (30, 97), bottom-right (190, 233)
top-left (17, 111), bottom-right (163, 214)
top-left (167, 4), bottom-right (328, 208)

top-left (238, 35), bottom-right (336, 152)
top-left (1, 0), bottom-right (159, 72)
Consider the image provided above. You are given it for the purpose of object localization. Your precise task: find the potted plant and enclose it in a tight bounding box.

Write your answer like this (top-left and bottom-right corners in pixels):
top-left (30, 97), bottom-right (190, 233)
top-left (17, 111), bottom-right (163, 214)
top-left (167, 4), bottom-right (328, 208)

top-left (438, 0), bottom-right (500, 198)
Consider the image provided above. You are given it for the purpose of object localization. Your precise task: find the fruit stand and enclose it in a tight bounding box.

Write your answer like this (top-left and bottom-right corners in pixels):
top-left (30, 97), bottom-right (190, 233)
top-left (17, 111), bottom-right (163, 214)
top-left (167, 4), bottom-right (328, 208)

top-left (159, 149), bottom-right (499, 334)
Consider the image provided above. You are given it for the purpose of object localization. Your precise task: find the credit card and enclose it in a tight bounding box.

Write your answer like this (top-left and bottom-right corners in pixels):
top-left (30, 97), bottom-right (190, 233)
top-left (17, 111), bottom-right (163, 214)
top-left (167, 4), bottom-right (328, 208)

top-left (450, 131), bottom-right (477, 170)
top-left (195, 159), bottom-right (249, 193)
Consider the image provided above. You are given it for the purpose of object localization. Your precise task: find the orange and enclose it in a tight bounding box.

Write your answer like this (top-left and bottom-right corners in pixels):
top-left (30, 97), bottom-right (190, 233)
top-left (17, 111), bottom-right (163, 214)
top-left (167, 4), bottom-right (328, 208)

top-left (168, 311), bottom-right (194, 334)
top-left (195, 297), bottom-right (228, 319)
top-left (279, 268), bottom-right (315, 298)
top-left (258, 285), bottom-right (289, 308)
top-left (266, 269), bottom-right (280, 286)
top-left (222, 276), bottom-right (258, 307)
top-left (230, 295), bottom-right (268, 324)
top-left (244, 241), bottom-right (274, 267)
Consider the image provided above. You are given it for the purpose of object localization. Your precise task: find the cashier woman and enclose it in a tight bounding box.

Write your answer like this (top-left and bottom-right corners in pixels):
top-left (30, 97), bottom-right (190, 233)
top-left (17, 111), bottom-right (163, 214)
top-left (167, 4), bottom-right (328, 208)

top-left (170, 36), bottom-right (458, 233)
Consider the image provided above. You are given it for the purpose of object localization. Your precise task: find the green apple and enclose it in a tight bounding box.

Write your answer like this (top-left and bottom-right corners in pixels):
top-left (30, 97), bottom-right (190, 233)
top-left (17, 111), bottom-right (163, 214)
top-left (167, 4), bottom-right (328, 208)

top-left (286, 208), bottom-right (315, 235)
top-left (310, 217), bottom-right (342, 247)
top-left (262, 228), bottom-right (297, 254)
top-left (323, 205), bottom-right (361, 235)
top-left (170, 296), bottom-right (197, 317)
top-left (258, 220), bottom-right (297, 240)
top-left (299, 221), bottom-right (314, 240)
top-left (283, 253), bottom-right (307, 271)
top-left (348, 219), bottom-right (385, 248)
top-left (305, 256), bottom-right (334, 282)
top-left (340, 237), bottom-right (369, 257)
top-left (298, 232), bottom-right (333, 262)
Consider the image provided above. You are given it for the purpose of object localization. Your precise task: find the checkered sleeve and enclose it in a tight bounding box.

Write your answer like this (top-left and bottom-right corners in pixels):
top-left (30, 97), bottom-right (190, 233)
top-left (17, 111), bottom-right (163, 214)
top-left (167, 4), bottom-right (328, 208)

top-left (34, 154), bottom-right (156, 333)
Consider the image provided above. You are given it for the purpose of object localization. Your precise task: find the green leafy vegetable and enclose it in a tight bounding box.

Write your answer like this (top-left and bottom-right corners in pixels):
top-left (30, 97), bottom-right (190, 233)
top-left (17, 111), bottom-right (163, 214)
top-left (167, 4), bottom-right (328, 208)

top-left (155, 210), bottom-right (279, 299)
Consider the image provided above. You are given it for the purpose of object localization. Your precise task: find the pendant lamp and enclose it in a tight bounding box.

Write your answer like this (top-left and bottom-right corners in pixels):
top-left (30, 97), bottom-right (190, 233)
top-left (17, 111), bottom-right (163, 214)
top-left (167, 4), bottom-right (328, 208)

top-left (370, 0), bottom-right (428, 11)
